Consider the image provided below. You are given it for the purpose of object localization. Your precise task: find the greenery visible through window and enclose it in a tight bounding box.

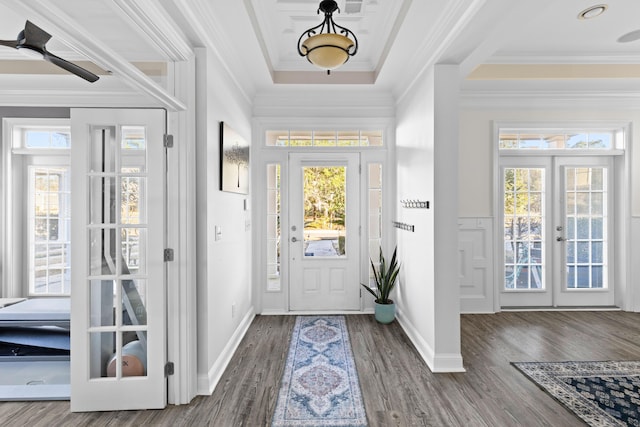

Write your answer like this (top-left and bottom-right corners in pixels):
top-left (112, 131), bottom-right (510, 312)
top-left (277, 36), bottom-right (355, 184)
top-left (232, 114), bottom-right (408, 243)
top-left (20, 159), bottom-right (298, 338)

top-left (503, 168), bottom-right (544, 290)
top-left (303, 166), bottom-right (346, 258)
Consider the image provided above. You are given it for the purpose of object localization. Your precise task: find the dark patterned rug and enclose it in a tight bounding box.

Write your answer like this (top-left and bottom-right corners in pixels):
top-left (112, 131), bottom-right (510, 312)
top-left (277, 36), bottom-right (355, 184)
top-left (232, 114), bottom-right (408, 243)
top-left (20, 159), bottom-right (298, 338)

top-left (513, 361), bottom-right (640, 426)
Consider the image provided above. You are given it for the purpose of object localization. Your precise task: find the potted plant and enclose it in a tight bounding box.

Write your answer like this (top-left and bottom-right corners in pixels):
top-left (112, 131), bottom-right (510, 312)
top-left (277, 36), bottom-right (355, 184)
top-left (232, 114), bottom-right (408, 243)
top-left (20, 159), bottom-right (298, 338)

top-left (361, 246), bottom-right (401, 324)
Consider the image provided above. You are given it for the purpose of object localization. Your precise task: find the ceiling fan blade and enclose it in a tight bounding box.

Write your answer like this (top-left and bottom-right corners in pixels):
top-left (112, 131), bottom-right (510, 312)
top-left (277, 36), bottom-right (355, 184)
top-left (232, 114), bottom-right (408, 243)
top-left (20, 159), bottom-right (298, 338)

top-left (42, 51), bottom-right (99, 83)
top-left (0, 40), bottom-right (18, 49)
top-left (22, 21), bottom-right (51, 49)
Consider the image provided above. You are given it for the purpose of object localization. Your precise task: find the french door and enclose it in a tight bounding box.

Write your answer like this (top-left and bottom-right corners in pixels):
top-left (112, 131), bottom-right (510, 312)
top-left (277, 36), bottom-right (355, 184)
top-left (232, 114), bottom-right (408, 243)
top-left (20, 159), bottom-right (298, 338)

top-left (500, 156), bottom-right (614, 308)
top-left (288, 153), bottom-right (360, 311)
top-left (70, 109), bottom-right (167, 411)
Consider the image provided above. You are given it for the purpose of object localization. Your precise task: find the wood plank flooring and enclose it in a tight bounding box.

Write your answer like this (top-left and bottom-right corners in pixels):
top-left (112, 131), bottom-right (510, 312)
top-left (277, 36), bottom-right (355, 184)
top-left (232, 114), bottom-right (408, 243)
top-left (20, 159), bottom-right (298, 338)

top-left (1, 311), bottom-right (640, 426)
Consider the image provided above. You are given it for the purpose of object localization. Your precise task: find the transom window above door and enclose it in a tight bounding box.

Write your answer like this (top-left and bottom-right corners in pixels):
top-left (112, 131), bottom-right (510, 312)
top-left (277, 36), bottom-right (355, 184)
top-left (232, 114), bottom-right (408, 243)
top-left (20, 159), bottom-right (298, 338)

top-left (498, 127), bottom-right (624, 151)
top-left (265, 130), bottom-right (383, 147)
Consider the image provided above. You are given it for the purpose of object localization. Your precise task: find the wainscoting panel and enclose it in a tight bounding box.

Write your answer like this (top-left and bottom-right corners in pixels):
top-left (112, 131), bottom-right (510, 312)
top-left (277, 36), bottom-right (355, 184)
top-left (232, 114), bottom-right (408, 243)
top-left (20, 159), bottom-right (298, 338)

top-left (459, 218), bottom-right (494, 313)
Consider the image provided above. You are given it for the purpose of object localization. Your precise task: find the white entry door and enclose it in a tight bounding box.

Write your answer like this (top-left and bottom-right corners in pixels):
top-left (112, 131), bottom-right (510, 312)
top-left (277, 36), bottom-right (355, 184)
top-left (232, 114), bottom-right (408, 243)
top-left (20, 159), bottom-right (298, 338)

top-left (70, 109), bottom-right (167, 411)
top-left (289, 153), bottom-right (360, 311)
top-left (500, 156), bottom-right (614, 308)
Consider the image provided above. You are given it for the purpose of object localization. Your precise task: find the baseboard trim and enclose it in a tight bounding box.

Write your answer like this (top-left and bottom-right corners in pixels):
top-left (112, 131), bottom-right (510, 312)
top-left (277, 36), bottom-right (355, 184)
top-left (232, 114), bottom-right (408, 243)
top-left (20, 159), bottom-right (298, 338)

top-left (259, 309), bottom-right (374, 315)
top-left (197, 306), bottom-right (255, 395)
top-left (396, 309), bottom-right (466, 373)
top-left (501, 306), bottom-right (622, 312)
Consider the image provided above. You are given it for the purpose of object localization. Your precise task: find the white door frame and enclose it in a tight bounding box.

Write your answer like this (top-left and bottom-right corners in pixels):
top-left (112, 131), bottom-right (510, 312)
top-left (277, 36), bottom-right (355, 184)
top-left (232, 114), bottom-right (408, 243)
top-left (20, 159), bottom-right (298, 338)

top-left (493, 122), bottom-right (630, 312)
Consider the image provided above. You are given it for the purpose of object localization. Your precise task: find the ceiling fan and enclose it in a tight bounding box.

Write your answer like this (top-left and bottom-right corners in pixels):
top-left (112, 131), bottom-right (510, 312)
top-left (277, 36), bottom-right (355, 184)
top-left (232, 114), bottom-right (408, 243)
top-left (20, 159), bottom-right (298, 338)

top-left (0, 20), bottom-right (99, 83)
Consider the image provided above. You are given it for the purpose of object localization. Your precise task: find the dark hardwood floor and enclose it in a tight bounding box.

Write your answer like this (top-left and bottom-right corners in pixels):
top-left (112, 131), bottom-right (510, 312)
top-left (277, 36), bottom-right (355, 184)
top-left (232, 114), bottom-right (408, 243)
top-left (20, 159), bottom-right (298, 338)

top-left (1, 311), bottom-right (640, 426)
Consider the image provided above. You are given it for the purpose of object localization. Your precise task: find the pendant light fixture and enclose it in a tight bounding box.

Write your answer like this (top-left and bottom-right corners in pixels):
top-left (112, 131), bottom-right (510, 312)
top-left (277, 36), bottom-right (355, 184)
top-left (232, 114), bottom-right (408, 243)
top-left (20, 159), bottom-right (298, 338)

top-left (297, 0), bottom-right (359, 74)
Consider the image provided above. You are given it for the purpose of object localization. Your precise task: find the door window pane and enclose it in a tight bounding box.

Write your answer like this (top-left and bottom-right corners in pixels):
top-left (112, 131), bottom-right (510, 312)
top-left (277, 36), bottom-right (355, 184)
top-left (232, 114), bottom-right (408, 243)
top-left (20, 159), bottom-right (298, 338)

top-left (503, 168), bottom-right (545, 290)
top-left (564, 167), bottom-right (607, 289)
top-left (88, 124), bottom-right (150, 382)
top-left (303, 166), bottom-right (346, 258)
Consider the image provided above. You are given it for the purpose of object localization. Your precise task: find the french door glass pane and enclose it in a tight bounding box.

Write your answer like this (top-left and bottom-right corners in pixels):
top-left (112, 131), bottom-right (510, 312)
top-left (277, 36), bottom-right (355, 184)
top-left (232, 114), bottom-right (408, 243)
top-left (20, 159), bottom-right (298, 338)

top-left (88, 125), bottom-right (148, 380)
top-left (503, 168), bottom-right (545, 290)
top-left (565, 167), bottom-right (607, 289)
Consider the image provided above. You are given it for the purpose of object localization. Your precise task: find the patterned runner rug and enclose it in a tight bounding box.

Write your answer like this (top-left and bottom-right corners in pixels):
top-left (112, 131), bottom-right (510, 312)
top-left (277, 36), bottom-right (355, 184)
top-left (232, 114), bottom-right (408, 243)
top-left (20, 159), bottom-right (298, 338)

top-left (513, 361), bottom-right (640, 426)
top-left (272, 316), bottom-right (367, 427)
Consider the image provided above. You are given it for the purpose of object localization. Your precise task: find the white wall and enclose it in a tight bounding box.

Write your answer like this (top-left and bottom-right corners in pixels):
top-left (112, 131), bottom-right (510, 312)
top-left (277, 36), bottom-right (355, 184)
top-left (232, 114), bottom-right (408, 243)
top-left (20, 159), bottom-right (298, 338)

top-left (195, 48), bottom-right (254, 394)
top-left (459, 106), bottom-right (640, 312)
top-left (395, 65), bottom-right (464, 372)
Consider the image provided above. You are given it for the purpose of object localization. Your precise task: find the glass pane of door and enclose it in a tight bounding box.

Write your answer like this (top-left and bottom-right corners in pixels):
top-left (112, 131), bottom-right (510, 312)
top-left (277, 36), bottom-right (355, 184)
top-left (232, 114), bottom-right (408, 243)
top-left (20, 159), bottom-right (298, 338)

top-left (302, 166), bottom-right (346, 258)
top-left (563, 166), bottom-right (607, 290)
top-left (503, 167), bottom-right (545, 290)
top-left (500, 157), bottom-right (615, 308)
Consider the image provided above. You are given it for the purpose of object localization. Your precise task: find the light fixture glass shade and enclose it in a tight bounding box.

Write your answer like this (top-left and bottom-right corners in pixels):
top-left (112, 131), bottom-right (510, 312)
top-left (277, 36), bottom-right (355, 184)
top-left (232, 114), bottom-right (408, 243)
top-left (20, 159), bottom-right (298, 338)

top-left (302, 34), bottom-right (354, 70)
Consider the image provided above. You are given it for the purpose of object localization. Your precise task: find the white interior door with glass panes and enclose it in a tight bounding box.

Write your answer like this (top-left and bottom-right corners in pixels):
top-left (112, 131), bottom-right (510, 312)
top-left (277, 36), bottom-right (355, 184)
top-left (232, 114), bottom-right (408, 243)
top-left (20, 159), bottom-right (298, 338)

top-left (289, 153), bottom-right (360, 311)
top-left (70, 109), bottom-right (167, 411)
top-left (553, 157), bottom-right (613, 306)
top-left (500, 156), bottom-right (614, 308)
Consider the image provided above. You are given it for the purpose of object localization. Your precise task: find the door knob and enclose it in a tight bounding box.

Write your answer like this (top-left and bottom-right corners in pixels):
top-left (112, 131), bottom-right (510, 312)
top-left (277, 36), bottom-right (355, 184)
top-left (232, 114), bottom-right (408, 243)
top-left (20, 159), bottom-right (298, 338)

top-left (556, 236), bottom-right (566, 242)
top-left (291, 237), bottom-right (298, 242)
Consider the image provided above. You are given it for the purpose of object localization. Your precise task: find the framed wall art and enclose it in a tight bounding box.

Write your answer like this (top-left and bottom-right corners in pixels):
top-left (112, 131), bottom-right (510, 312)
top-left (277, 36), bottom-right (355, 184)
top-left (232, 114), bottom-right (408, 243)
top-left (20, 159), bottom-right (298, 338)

top-left (219, 121), bottom-right (250, 194)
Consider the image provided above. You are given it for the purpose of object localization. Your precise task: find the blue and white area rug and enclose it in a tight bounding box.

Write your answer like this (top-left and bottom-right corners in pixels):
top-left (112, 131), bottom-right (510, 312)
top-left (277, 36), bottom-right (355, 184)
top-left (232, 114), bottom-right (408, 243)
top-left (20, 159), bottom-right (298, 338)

top-left (272, 316), bottom-right (367, 427)
top-left (513, 361), bottom-right (640, 427)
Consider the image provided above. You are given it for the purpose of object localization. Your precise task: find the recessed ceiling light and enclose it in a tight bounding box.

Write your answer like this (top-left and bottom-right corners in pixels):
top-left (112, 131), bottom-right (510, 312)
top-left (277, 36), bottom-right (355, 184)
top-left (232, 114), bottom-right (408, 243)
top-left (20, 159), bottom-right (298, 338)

top-left (578, 4), bottom-right (608, 20)
top-left (618, 29), bottom-right (640, 43)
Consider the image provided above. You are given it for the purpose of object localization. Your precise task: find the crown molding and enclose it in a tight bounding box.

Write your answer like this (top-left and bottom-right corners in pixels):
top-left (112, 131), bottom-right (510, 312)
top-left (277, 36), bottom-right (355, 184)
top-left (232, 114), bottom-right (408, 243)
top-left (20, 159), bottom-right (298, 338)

top-left (0, 0), bottom-right (186, 111)
top-left (174, 0), bottom-right (253, 104)
top-left (112, 0), bottom-right (193, 61)
top-left (253, 88), bottom-right (395, 117)
top-left (393, 0), bottom-right (486, 103)
top-left (272, 71), bottom-right (376, 85)
top-left (488, 53), bottom-right (640, 65)
top-left (460, 90), bottom-right (640, 110)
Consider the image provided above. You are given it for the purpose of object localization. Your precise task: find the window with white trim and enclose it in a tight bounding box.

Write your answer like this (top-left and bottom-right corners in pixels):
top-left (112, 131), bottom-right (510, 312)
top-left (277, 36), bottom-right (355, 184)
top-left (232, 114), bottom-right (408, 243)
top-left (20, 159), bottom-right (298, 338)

top-left (499, 128), bottom-right (623, 151)
top-left (6, 119), bottom-right (72, 296)
top-left (266, 130), bottom-right (383, 147)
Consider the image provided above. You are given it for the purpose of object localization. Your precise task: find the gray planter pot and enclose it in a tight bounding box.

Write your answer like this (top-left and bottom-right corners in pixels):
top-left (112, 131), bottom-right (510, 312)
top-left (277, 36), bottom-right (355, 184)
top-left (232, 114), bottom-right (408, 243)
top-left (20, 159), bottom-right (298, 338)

top-left (374, 301), bottom-right (395, 324)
